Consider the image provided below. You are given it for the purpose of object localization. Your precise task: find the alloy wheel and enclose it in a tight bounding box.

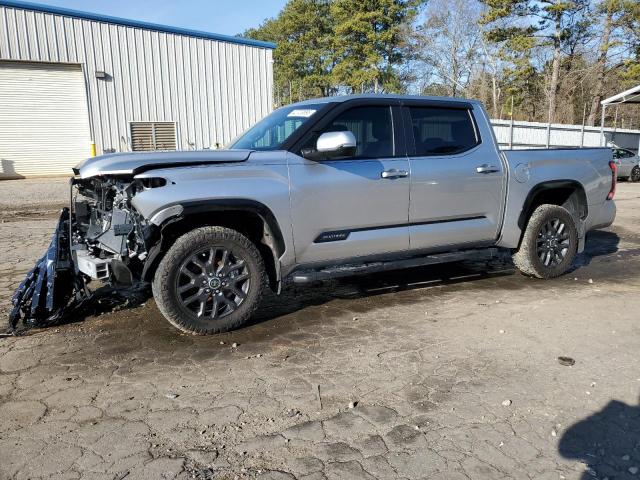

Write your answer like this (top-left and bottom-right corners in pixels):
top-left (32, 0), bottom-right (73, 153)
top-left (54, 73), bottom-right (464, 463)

top-left (536, 218), bottom-right (571, 267)
top-left (176, 247), bottom-right (250, 319)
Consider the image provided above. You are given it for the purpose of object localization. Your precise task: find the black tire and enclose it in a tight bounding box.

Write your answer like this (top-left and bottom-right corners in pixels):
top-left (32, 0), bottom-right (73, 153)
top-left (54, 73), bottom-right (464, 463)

top-left (512, 204), bottom-right (578, 279)
top-left (152, 226), bottom-right (266, 335)
top-left (630, 166), bottom-right (640, 183)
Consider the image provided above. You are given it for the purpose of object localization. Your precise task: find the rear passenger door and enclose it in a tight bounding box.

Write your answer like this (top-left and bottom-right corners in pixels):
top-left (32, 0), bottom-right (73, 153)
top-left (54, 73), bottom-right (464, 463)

top-left (404, 102), bottom-right (506, 251)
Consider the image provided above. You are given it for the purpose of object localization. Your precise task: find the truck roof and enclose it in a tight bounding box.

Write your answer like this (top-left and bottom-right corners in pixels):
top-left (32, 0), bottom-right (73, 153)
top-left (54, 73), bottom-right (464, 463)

top-left (291, 94), bottom-right (483, 107)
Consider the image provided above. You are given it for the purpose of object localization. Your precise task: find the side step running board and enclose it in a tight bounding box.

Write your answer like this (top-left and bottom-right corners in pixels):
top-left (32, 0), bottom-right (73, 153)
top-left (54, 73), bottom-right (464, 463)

top-left (291, 248), bottom-right (501, 284)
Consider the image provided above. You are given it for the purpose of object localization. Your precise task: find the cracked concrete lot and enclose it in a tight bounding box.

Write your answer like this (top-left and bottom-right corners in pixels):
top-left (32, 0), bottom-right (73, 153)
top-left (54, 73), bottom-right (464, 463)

top-left (1, 178), bottom-right (640, 480)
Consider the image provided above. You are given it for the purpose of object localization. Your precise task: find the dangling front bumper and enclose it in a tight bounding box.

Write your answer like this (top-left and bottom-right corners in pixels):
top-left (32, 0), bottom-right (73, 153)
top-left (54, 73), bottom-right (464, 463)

top-left (8, 208), bottom-right (87, 332)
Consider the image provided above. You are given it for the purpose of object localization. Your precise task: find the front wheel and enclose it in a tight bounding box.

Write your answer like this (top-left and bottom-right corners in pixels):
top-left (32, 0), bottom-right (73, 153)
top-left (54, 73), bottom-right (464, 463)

top-left (152, 226), bottom-right (266, 335)
top-left (630, 165), bottom-right (640, 183)
top-left (512, 204), bottom-right (578, 279)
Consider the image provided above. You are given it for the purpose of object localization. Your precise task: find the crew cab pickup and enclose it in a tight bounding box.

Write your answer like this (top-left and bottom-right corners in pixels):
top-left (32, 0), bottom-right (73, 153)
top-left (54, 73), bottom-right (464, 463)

top-left (10, 95), bottom-right (617, 334)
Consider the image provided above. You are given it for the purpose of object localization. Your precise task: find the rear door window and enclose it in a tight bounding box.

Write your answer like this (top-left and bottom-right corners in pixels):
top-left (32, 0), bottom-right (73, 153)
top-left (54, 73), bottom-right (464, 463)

top-left (409, 106), bottom-right (479, 156)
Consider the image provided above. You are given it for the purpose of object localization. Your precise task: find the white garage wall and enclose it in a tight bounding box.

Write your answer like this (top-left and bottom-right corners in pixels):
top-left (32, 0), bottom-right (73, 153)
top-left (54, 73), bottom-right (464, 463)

top-left (0, 61), bottom-right (92, 177)
top-left (0, 1), bottom-right (274, 156)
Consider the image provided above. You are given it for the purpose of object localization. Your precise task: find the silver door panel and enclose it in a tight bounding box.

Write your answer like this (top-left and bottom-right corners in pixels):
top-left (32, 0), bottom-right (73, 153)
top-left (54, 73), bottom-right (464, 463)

top-left (408, 148), bottom-right (505, 248)
top-left (288, 155), bottom-right (410, 264)
top-left (406, 104), bottom-right (506, 250)
top-left (409, 217), bottom-right (496, 250)
top-left (300, 226), bottom-right (410, 265)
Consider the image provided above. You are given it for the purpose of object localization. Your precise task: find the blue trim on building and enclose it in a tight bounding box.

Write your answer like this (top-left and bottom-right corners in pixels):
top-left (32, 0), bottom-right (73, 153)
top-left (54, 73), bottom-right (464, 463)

top-left (0, 0), bottom-right (276, 49)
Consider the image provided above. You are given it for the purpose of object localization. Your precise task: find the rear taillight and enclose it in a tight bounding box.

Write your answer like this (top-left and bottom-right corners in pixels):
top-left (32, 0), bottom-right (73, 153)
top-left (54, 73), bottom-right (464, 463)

top-left (607, 161), bottom-right (617, 200)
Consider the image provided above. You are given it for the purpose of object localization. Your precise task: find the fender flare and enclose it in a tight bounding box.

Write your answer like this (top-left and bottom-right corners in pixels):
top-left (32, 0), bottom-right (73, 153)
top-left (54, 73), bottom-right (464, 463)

top-left (142, 199), bottom-right (286, 289)
top-left (517, 180), bottom-right (588, 252)
top-left (518, 180), bottom-right (588, 230)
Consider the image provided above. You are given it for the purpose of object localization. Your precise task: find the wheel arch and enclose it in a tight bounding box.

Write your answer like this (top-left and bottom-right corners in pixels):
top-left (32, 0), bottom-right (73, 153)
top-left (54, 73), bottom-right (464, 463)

top-left (142, 199), bottom-right (286, 292)
top-left (517, 180), bottom-right (588, 246)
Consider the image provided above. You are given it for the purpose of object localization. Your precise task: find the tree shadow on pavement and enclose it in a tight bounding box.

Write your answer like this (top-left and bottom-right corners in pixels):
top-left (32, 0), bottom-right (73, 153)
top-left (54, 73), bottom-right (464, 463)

top-left (559, 396), bottom-right (640, 479)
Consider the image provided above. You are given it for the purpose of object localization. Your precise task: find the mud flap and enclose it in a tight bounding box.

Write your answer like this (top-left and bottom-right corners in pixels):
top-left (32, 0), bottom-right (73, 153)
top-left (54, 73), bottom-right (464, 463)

top-left (8, 208), bottom-right (87, 332)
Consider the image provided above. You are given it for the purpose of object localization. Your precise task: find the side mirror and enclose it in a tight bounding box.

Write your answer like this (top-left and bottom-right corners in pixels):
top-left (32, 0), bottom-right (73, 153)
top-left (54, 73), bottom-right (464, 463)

top-left (302, 131), bottom-right (357, 160)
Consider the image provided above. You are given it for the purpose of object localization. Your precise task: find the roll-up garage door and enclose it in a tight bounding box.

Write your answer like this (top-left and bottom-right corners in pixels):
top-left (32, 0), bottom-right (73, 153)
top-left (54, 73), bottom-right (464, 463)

top-left (0, 61), bottom-right (92, 179)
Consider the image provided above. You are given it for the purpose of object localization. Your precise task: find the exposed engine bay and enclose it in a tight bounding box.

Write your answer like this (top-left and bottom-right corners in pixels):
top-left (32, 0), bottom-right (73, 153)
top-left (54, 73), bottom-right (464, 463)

top-left (9, 177), bottom-right (156, 331)
top-left (72, 177), bottom-right (154, 283)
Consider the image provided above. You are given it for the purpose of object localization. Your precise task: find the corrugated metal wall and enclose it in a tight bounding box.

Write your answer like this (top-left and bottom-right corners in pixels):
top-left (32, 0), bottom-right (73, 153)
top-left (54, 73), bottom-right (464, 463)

top-left (491, 119), bottom-right (640, 153)
top-left (0, 3), bottom-right (274, 155)
top-left (0, 61), bottom-right (92, 177)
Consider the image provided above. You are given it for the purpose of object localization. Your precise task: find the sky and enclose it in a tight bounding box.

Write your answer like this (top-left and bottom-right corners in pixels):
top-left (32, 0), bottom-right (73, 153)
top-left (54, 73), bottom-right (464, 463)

top-left (32, 0), bottom-right (287, 36)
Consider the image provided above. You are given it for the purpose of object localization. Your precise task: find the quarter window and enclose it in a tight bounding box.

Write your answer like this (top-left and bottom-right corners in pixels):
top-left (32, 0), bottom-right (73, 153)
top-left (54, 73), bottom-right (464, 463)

top-left (409, 107), bottom-right (479, 156)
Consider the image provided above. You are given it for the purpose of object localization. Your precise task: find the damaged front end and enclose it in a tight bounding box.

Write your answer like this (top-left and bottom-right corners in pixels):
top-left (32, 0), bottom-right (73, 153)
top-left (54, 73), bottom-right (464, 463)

top-left (9, 176), bottom-right (161, 332)
top-left (9, 206), bottom-right (83, 330)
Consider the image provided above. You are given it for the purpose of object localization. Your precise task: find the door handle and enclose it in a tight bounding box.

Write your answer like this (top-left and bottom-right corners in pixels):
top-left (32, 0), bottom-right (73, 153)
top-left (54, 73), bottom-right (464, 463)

top-left (381, 169), bottom-right (409, 179)
top-left (476, 164), bottom-right (500, 174)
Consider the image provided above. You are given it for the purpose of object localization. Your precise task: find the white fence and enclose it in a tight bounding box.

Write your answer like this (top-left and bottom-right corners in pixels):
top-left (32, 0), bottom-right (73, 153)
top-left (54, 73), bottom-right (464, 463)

top-left (491, 119), bottom-right (640, 153)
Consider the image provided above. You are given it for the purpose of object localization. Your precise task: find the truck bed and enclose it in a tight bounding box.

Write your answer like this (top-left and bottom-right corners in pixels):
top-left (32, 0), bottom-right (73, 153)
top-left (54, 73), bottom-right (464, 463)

top-left (497, 147), bottom-right (615, 248)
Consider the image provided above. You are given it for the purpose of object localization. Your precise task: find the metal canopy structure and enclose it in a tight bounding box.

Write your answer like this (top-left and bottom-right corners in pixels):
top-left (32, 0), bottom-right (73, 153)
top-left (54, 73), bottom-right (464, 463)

top-left (601, 84), bottom-right (640, 150)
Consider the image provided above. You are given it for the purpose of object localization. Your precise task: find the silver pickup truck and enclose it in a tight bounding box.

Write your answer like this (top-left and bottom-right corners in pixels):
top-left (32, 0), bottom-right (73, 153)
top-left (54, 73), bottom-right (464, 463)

top-left (10, 95), bottom-right (617, 334)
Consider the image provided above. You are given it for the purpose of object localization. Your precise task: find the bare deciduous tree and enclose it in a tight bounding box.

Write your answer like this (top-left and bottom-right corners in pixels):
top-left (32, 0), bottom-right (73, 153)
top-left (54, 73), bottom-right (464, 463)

top-left (416, 0), bottom-right (482, 97)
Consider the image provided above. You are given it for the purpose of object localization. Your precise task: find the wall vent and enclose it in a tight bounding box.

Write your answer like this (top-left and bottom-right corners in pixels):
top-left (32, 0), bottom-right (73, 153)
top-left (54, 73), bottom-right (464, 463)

top-left (130, 122), bottom-right (177, 151)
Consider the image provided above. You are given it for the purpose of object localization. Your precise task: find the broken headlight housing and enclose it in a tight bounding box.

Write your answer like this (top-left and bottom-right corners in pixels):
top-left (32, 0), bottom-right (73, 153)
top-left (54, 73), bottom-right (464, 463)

top-left (9, 176), bottom-right (160, 331)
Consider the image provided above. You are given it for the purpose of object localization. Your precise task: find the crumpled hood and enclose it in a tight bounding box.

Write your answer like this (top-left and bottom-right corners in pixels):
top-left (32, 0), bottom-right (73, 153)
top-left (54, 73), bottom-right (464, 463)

top-left (73, 149), bottom-right (253, 179)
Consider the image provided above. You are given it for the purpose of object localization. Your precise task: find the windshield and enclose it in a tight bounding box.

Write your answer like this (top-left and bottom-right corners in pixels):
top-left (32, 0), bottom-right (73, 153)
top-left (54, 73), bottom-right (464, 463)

top-left (229, 104), bottom-right (325, 150)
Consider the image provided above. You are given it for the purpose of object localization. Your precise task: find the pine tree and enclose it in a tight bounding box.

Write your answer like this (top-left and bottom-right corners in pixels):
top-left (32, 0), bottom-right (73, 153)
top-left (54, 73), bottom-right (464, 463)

top-left (480, 0), bottom-right (590, 123)
top-left (618, 0), bottom-right (640, 86)
top-left (244, 0), bottom-right (335, 104)
top-left (587, 0), bottom-right (627, 125)
top-left (329, 0), bottom-right (420, 93)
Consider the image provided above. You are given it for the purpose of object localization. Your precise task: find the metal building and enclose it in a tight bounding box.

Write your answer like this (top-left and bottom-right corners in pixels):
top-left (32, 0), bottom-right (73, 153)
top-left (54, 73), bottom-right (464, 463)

top-left (0, 0), bottom-right (275, 179)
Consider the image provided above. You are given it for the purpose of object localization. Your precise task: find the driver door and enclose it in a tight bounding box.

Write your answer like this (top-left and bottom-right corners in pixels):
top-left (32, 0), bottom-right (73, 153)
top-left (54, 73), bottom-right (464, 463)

top-left (288, 102), bottom-right (410, 266)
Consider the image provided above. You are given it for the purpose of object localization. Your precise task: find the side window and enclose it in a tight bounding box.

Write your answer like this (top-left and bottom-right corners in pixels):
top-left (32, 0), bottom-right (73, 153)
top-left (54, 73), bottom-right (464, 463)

top-left (622, 149), bottom-right (635, 158)
top-left (409, 106), bottom-right (479, 156)
top-left (314, 106), bottom-right (394, 158)
top-left (613, 149), bottom-right (622, 159)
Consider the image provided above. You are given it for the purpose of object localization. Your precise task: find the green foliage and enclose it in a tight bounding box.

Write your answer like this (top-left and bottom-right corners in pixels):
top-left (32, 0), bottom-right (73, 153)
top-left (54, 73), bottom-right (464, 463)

top-left (244, 0), bottom-right (335, 103)
top-left (479, 0), bottom-right (592, 121)
top-left (330, 0), bottom-right (420, 93)
top-left (244, 0), bottom-right (420, 103)
top-left (618, 0), bottom-right (640, 86)
top-left (480, 0), bottom-right (592, 62)
top-left (244, 0), bottom-right (640, 126)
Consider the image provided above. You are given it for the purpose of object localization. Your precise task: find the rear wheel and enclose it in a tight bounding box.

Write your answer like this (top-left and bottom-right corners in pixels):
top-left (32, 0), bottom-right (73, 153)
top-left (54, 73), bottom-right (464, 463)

top-left (630, 165), bottom-right (640, 183)
top-left (152, 226), bottom-right (266, 335)
top-left (512, 204), bottom-right (578, 279)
